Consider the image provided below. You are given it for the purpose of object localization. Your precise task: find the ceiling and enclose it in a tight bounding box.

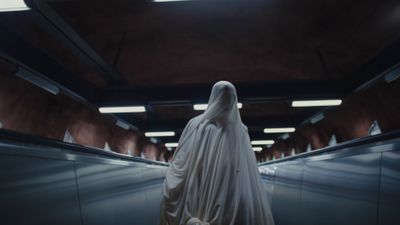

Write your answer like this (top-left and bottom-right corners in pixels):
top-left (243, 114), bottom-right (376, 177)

top-left (1, 0), bottom-right (400, 145)
top-left (51, 0), bottom-right (400, 85)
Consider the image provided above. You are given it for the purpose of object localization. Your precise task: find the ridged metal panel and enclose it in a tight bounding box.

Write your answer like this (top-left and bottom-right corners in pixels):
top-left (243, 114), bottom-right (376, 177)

top-left (379, 150), bottom-right (400, 225)
top-left (260, 166), bottom-right (276, 204)
top-left (141, 165), bottom-right (168, 225)
top-left (0, 155), bottom-right (82, 225)
top-left (270, 160), bottom-right (304, 225)
top-left (299, 152), bottom-right (381, 225)
top-left (76, 162), bottom-right (165, 225)
top-left (0, 136), bottom-right (168, 225)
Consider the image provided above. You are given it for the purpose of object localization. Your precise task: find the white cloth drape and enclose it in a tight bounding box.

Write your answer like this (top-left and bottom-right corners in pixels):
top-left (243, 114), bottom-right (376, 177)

top-left (160, 81), bottom-right (275, 225)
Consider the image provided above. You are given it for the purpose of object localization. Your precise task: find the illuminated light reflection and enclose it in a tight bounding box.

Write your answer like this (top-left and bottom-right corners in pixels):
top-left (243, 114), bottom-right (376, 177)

top-left (193, 103), bottom-right (242, 110)
top-left (252, 147), bottom-right (263, 152)
top-left (99, 106), bottom-right (146, 113)
top-left (165, 143), bottom-right (179, 147)
top-left (0, 0), bottom-right (30, 12)
top-left (264, 127), bottom-right (295, 133)
top-left (251, 140), bottom-right (275, 145)
top-left (153, 0), bottom-right (191, 2)
top-left (145, 131), bottom-right (175, 137)
top-left (291, 99), bottom-right (342, 107)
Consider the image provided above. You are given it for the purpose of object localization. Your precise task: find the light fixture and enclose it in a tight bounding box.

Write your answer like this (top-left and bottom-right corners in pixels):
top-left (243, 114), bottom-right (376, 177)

top-left (264, 127), bottom-right (295, 133)
top-left (251, 140), bottom-right (275, 145)
top-left (193, 102), bottom-right (243, 111)
top-left (165, 143), bottom-right (179, 147)
top-left (291, 99), bottom-right (342, 107)
top-left (0, 0), bottom-right (30, 12)
top-left (193, 104), bottom-right (207, 110)
top-left (16, 67), bottom-right (59, 95)
top-left (115, 120), bottom-right (130, 130)
top-left (252, 147), bottom-right (262, 152)
top-left (145, 131), bottom-right (175, 137)
top-left (153, 0), bottom-right (190, 2)
top-left (99, 106), bottom-right (146, 113)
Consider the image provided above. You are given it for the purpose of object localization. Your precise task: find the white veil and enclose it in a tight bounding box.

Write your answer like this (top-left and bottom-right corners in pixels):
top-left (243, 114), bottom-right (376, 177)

top-left (160, 81), bottom-right (275, 225)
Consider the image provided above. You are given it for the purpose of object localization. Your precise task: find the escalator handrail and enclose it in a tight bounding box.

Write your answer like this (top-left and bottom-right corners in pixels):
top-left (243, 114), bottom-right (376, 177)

top-left (0, 129), bottom-right (169, 166)
top-left (258, 129), bottom-right (400, 166)
top-left (2, 129), bottom-right (399, 168)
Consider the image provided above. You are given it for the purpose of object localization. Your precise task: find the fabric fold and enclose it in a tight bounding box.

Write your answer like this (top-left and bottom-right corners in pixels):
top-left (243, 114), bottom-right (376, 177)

top-left (160, 81), bottom-right (275, 225)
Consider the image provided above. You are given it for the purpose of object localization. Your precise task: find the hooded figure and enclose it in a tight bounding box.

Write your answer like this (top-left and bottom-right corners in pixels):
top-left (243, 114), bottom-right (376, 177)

top-left (160, 81), bottom-right (275, 225)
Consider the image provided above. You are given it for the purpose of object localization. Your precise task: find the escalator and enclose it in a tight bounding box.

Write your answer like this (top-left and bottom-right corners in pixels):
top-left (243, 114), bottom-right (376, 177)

top-left (1, 129), bottom-right (399, 225)
top-left (0, 130), bottom-right (168, 225)
top-left (259, 130), bottom-right (400, 225)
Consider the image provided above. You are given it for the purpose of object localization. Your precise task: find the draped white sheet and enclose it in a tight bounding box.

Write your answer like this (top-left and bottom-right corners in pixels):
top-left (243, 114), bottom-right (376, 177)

top-left (160, 81), bottom-right (275, 225)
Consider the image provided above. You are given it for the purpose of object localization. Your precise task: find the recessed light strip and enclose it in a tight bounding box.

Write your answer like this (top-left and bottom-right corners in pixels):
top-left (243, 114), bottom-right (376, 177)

top-left (153, 0), bottom-right (191, 2)
top-left (264, 127), bottom-right (295, 133)
top-left (99, 106), bottom-right (146, 113)
top-left (252, 147), bottom-right (262, 152)
top-left (165, 143), bottom-right (179, 147)
top-left (292, 99), bottom-right (342, 107)
top-left (251, 140), bottom-right (275, 145)
top-left (193, 103), bottom-right (242, 111)
top-left (145, 131), bottom-right (175, 137)
top-left (0, 0), bottom-right (30, 12)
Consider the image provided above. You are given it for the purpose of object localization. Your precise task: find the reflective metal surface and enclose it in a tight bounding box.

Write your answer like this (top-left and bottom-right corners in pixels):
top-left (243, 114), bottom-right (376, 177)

top-left (0, 155), bottom-right (81, 225)
top-left (379, 150), bottom-right (400, 225)
top-left (1, 130), bottom-right (400, 225)
top-left (260, 136), bottom-right (400, 225)
top-left (77, 163), bottom-right (150, 225)
top-left (258, 130), bottom-right (400, 167)
top-left (141, 166), bottom-right (168, 225)
top-left (260, 166), bottom-right (276, 202)
top-left (299, 153), bottom-right (381, 225)
top-left (271, 161), bottom-right (303, 225)
top-left (0, 135), bottom-right (168, 225)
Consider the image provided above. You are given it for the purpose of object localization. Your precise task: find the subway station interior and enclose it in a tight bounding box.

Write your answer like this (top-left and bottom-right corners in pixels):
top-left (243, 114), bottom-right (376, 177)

top-left (1, 0), bottom-right (400, 225)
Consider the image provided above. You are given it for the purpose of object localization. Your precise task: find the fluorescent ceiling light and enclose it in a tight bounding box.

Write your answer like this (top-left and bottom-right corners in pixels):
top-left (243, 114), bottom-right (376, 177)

top-left (193, 104), bottom-right (208, 110)
top-left (0, 0), bottom-right (30, 12)
top-left (251, 140), bottom-right (275, 145)
top-left (165, 143), bottom-right (179, 147)
top-left (291, 99), bottom-right (342, 107)
top-left (252, 147), bottom-right (262, 152)
top-left (264, 127), bottom-right (295, 133)
top-left (145, 131), bottom-right (175, 137)
top-left (153, 0), bottom-right (190, 2)
top-left (193, 102), bottom-right (242, 111)
top-left (99, 106), bottom-right (146, 113)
